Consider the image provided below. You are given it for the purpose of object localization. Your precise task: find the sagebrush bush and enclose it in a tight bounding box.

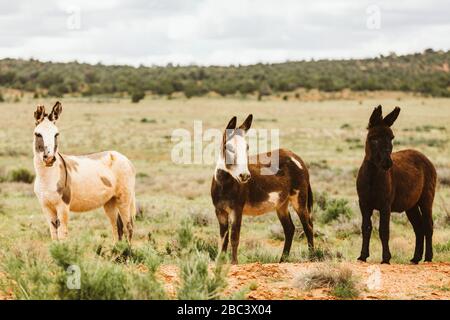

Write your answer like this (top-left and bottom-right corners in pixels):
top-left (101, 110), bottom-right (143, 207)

top-left (175, 219), bottom-right (228, 300)
top-left (295, 264), bottom-right (359, 299)
top-left (190, 210), bottom-right (212, 227)
top-left (321, 198), bottom-right (353, 223)
top-left (195, 236), bottom-right (219, 260)
top-left (314, 191), bottom-right (330, 211)
top-left (50, 242), bottom-right (165, 300)
top-left (334, 215), bottom-right (361, 239)
top-left (177, 251), bottom-right (227, 300)
top-left (0, 246), bottom-right (56, 299)
top-left (8, 168), bottom-right (35, 184)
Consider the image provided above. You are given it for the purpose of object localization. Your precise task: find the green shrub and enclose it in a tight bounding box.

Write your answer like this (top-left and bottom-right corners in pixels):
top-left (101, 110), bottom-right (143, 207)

top-left (435, 240), bottom-right (450, 253)
top-left (177, 251), bottom-right (227, 300)
top-left (50, 242), bottom-right (165, 300)
top-left (0, 246), bottom-right (56, 299)
top-left (131, 90), bottom-right (145, 103)
top-left (195, 236), bottom-right (219, 260)
top-left (175, 219), bottom-right (228, 300)
top-left (239, 244), bottom-right (279, 264)
top-left (315, 191), bottom-right (330, 211)
top-left (140, 118), bottom-right (157, 124)
top-left (321, 198), bottom-right (353, 223)
top-left (191, 210), bottom-right (212, 227)
top-left (8, 168), bottom-right (35, 184)
top-left (303, 247), bottom-right (335, 262)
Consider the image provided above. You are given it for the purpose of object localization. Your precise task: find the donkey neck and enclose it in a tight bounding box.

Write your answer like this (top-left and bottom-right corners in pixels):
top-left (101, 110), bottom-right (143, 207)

top-left (33, 153), bottom-right (62, 184)
top-left (361, 158), bottom-right (389, 185)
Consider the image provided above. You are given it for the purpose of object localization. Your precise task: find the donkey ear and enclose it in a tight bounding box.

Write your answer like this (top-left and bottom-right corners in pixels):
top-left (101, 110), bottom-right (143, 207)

top-left (368, 105), bottom-right (383, 128)
top-left (48, 101), bottom-right (62, 122)
top-left (225, 116), bottom-right (237, 130)
top-left (34, 105), bottom-right (46, 125)
top-left (383, 107), bottom-right (401, 127)
top-left (239, 114), bottom-right (253, 132)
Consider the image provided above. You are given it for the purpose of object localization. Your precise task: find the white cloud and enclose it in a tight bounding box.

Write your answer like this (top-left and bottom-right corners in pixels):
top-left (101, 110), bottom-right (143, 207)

top-left (0, 0), bottom-right (448, 66)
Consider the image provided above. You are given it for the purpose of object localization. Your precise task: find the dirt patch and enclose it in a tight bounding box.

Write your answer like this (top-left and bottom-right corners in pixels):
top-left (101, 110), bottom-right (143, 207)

top-left (158, 262), bottom-right (450, 300)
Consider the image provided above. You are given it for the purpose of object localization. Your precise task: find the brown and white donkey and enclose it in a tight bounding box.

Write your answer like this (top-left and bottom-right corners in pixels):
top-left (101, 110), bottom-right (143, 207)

top-left (33, 102), bottom-right (136, 241)
top-left (211, 115), bottom-right (314, 264)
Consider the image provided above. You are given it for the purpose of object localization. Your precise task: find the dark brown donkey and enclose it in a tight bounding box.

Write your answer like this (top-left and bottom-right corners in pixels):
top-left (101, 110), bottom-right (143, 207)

top-left (211, 115), bottom-right (314, 264)
top-left (357, 105), bottom-right (437, 264)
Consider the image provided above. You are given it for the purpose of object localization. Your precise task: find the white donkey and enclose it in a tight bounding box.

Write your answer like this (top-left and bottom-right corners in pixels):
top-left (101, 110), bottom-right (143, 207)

top-left (33, 102), bottom-right (136, 241)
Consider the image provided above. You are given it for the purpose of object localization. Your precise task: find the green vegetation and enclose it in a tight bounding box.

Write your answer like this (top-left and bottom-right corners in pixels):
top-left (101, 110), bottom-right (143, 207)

top-left (315, 192), bottom-right (353, 223)
top-left (0, 50), bottom-right (449, 101)
top-left (0, 97), bottom-right (449, 299)
top-left (176, 219), bottom-right (228, 300)
top-left (7, 168), bottom-right (35, 184)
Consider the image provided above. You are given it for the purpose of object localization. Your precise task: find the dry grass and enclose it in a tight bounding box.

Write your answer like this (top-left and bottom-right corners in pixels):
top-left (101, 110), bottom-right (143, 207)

top-left (294, 263), bottom-right (360, 299)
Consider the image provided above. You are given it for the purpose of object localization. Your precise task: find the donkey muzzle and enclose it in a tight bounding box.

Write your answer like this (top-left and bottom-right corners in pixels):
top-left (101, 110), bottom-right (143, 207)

top-left (381, 157), bottom-right (393, 170)
top-left (43, 155), bottom-right (56, 167)
top-left (238, 172), bottom-right (251, 183)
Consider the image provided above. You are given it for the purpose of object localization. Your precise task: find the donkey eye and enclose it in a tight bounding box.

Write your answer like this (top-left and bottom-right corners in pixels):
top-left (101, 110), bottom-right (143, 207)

top-left (35, 133), bottom-right (42, 138)
top-left (55, 133), bottom-right (59, 138)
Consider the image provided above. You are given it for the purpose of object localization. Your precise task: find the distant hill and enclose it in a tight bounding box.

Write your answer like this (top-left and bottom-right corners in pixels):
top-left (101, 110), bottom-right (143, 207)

top-left (0, 49), bottom-right (449, 101)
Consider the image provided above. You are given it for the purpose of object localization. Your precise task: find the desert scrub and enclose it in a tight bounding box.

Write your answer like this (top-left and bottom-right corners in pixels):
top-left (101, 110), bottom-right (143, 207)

top-left (175, 219), bottom-right (228, 300)
top-left (8, 168), bottom-right (35, 184)
top-left (50, 242), bottom-right (166, 300)
top-left (190, 209), bottom-right (213, 227)
top-left (333, 215), bottom-right (361, 239)
top-left (301, 246), bottom-right (336, 262)
top-left (295, 264), bottom-right (359, 299)
top-left (320, 198), bottom-right (353, 223)
top-left (165, 220), bottom-right (218, 260)
top-left (0, 245), bottom-right (56, 299)
top-left (0, 240), bottom-right (166, 300)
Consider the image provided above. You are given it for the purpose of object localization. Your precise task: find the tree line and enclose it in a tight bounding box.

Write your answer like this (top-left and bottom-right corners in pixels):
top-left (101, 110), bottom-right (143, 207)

top-left (0, 49), bottom-right (448, 102)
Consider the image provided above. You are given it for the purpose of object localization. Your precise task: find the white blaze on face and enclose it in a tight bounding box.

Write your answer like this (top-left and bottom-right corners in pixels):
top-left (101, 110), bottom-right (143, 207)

top-left (221, 133), bottom-right (251, 183)
top-left (34, 118), bottom-right (59, 163)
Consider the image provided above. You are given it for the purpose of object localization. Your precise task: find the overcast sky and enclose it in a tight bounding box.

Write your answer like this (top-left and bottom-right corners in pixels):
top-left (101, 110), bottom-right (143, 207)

top-left (0, 0), bottom-right (449, 66)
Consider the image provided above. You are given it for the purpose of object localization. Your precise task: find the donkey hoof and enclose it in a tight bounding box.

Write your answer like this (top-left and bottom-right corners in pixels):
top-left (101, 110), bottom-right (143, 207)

top-left (357, 256), bottom-right (367, 262)
top-left (381, 260), bottom-right (390, 265)
top-left (424, 259), bottom-right (433, 263)
top-left (410, 259), bottom-right (419, 265)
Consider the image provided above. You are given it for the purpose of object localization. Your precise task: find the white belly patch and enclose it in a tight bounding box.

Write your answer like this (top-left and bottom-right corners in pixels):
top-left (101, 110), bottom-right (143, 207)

top-left (243, 192), bottom-right (280, 216)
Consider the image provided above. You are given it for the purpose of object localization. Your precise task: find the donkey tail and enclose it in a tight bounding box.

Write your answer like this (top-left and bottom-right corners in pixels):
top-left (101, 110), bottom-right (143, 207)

top-left (307, 183), bottom-right (313, 213)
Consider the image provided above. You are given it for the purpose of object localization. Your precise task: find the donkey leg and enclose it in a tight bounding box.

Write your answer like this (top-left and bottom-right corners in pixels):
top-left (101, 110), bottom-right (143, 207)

top-left (230, 209), bottom-right (243, 265)
top-left (405, 206), bottom-right (424, 264)
top-left (56, 204), bottom-right (70, 240)
top-left (419, 202), bottom-right (434, 262)
top-left (358, 201), bottom-right (373, 262)
top-left (42, 206), bottom-right (59, 240)
top-left (215, 209), bottom-right (229, 255)
top-left (103, 197), bottom-right (121, 241)
top-left (292, 194), bottom-right (314, 251)
top-left (379, 208), bottom-right (392, 264)
top-left (276, 202), bottom-right (295, 263)
top-left (117, 200), bottom-right (133, 243)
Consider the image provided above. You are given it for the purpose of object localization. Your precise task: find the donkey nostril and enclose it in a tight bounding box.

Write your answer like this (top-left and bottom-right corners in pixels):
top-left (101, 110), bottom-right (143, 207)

top-left (239, 173), bottom-right (250, 182)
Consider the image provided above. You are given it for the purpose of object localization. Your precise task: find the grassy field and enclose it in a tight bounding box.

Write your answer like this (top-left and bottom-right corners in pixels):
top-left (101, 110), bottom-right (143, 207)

top-left (0, 95), bottom-right (449, 299)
